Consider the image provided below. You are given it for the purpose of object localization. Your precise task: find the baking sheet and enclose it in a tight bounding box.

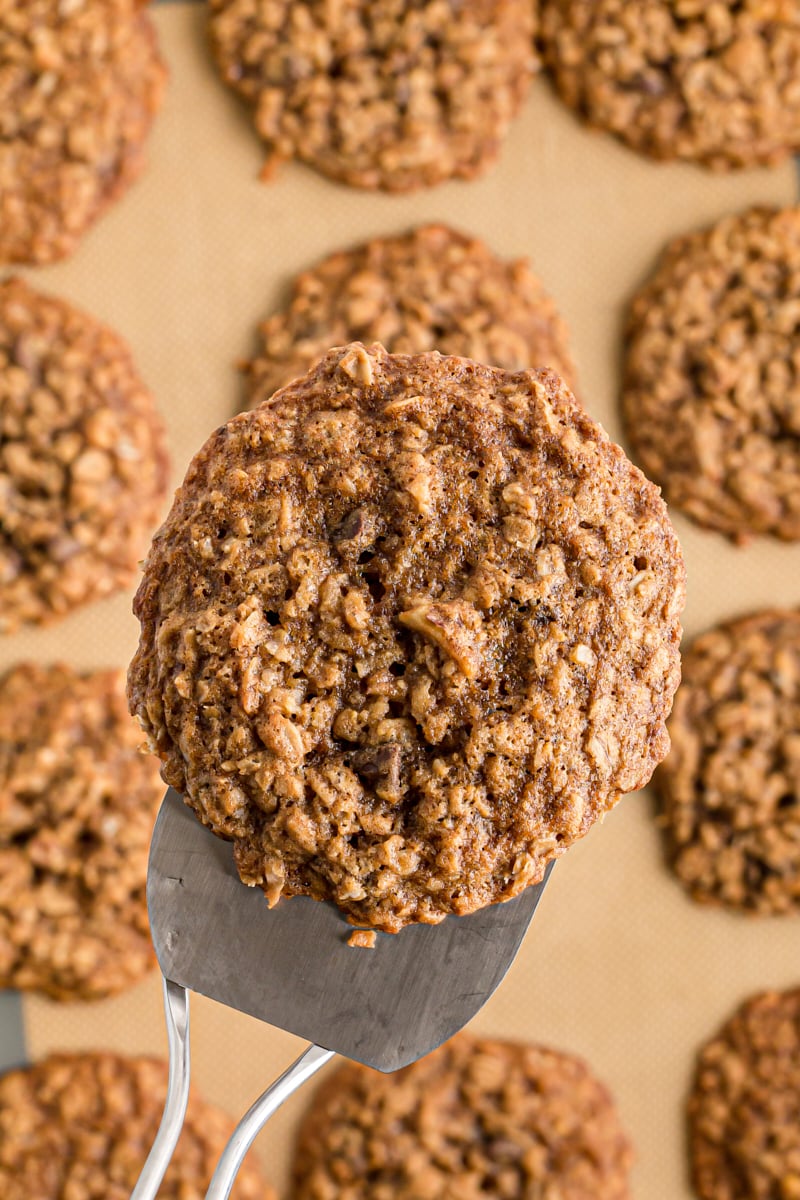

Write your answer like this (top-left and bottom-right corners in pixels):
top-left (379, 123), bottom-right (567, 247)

top-left (2, 4), bottom-right (799, 1195)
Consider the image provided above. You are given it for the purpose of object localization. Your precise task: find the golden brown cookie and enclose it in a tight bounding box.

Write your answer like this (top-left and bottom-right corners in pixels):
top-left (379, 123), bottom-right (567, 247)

top-left (292, 1034), bottom-right (633, 1200)
top-left (0, 277), bottom-right (170, 632)
top-left (244, 225), bottom-right (576, 407)
top-left (129, 343), bottom-right (685, 932)
top-left (0, 663), bottom-right (164, 1001)
top-left (0, 1051), bottom-right (271, 1199)
top-left (0, 0), bottom-right (166, 265)
top-left (207, 0), bottom-right (536, 191)
top-left (689, 988), bottom-right (800, 1200)
top-left (622, 207), bottom-right (800, 543)
top-left (656, 610), bottom-right (800, 915)
top-left (539, 1), bottom-right (800, 170)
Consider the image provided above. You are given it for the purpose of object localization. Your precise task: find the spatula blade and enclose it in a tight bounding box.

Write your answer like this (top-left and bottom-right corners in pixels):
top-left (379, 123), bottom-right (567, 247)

top-left (148, 789), bottom-right (550, 1072)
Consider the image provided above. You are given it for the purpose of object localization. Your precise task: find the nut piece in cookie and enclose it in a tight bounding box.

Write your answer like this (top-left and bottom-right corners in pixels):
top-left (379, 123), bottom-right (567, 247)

top-left (244, 225), bottom-right (576, 406)
top-left (689, 988), bottom-right (800, 1200)
top-left (623, 207), bottom-right (800, 543)
top-left (292, 1034), bottom-right (633, 1200)
top-left (540, 1), bottom-right (800, 170)
top-left (0, 277), bottom-right (170, 632)
top-left (0, 664), bottom-right (165, 1002)
top-left (656, 610), bottom-right (800, 915)
top-left (128, 343), bottom-right (685, 932)
top-left (208, 1), bottom-right (536, 191)
top-left (0, 0), bottom-right (166, 265)
top-left (0, 1052), bottom-right (271, 1199)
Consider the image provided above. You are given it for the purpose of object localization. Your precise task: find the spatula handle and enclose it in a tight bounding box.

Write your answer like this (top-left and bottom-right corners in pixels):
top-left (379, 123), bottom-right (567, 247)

top-left (131, 977), bottom-right (191, 1200)
top-left (206, 1042), bottom-right (335, 1200)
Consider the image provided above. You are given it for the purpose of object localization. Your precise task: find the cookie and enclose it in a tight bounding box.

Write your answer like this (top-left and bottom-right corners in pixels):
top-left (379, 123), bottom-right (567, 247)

top-left (128, 342), bottom-right (685, 932)
top-left (0, 1051), bottom-right (271, 1199)
top-left (207, 0), bottom-right (536, 191)
top-left (292, 1034), bottom-right (633, 1200)
top-left (622, 207), bottom-right (800, 543)
top-left (656, 610), bottom-right (800, 915)
top-left (0, 277), bottom-right (170, 632)
top-left (539, 1), bottom-right (800, 170)
top-left (0, 663), bottom-right (164, 1001)
top-left (244, 225), bottom-right (576, 407)
top-left (689, 988), bottom-right (800, 1200)
top-left (0, 0), bottom-right (166, 265)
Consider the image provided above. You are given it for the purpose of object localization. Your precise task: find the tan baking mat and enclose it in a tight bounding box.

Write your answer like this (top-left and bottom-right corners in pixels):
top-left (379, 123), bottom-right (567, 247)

top-left (3, 3), bottom-right (799, 1195)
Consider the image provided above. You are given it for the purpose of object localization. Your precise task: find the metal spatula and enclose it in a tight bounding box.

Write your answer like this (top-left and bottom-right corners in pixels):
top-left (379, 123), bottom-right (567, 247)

top-left (132, 787), bottom-right (552, 1200)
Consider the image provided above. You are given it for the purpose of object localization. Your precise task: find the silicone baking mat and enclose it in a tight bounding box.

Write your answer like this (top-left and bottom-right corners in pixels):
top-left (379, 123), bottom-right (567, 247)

top-left (2, 4), bottom-right (799, 1195)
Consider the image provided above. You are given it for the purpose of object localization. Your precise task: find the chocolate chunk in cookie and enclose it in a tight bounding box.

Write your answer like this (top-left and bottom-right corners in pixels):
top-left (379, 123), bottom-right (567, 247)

top-left (656, 610), bottom-right (800, 915)
top-left (689, 988), bottom-right (800, 1200)
top-left (0, 0), bottom-right (166, 265)
top-left (539, 2), bottom-right (800, 169)
top-left (128, 343), bottom-right (685, 932)
top-left (0, 277), bottom-right (170, 632)
top-left (208, 0), bottom-right (536, 191)
top-left (0, 1052), bottom-right (271, 1199)
top-left (292, 1034), bottom-right (633, 1200)
top-left (244, 225), bottom-right (576, 407)
top-left (0, 664), bottom-right (164, 1001)
top-left (623, 207), bottom-right (800, 543)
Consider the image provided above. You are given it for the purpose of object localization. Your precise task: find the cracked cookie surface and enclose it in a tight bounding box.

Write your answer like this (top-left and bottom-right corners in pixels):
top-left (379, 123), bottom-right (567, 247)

top-left (656, 610), bottom-right (800, 914)
top-left (208, 0), bottom-right (536, 191)
top-left (0, 277), bottom-right (170, 631)
top-left (129, 343), bottom-right (685, 932)
top-left (623, 207), bottom-right (800, 543)
top-left (245, 225), bottom-right (576, 407)
top-left (540, 1), bottom-right (800, 169)
top-left (0, 1052), bottom-right (271, 1199)
top-left (0, 663), bottom-right (164, 1001)
top-left (292, 1034), bottom-right (633, 1200)
top-left (689, 989), bottom-right (800, 1200)
top-left (0, 0), bottom-right (166, 264)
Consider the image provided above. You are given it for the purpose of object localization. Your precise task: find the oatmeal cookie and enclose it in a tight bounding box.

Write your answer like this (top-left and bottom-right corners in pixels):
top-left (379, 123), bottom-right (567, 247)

top-left (244, 225), bottom-right (576, 407)
top-left (656, 610), bottom-right (800, 915)
top-left (0, 0), bottom-right (166, 265)
top-left (129, 343), bottom-right (685, 932)
top-left (0, 1051), bottom-right (270, 1199)
top-left (689, 988), bottom-right (800, 1200)
top-left (292, 1034), bottom-right (633, 1200)
top-left (0, 663), bottom-right (164, 1001)
top-left (207, 0), bottom-right (536, 191)
top-left (0, 277), bottom-right (170, 632)
top-left (539, 1), bottom-right (800, 170)
top-left (623, 207), bottom-right (800, 543)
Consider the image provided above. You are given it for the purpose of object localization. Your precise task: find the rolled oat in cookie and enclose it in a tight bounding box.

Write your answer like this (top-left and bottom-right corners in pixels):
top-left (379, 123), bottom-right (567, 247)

top-left (0, 276), bottom-right (170, 632)
top-left (244, 225), bottom-right (576, 408)
top-left (292, 1034), bottom-right (633, 1200)
top-left (689, 988), bottom-right (800, 1200)
top-left (0, 0), bottom-right (166, 265)
top-left (656, 610), bottom-right (800, 915)
top-left (0, 1051), bottom-right (271, 1199)
top-left (207, 0), bottom-right (536, 191)
top-left (539, 1), bottom-right (800, 170)
top-left (623, 207), bottom-right (800, 543)
top-left (0, 663), bottom-right (164, 1001)
top-left (128, 343), bottom-right (685, 932)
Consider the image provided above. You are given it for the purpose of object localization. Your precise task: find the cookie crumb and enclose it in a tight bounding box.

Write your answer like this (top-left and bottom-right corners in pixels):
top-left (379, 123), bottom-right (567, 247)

top-left (347, 930), bottom-right (377, 950)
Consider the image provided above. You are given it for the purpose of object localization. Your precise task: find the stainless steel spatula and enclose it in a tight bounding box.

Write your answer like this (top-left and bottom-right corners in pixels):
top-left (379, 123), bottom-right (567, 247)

top-left (132, 787), bottom-right (551, 1200)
